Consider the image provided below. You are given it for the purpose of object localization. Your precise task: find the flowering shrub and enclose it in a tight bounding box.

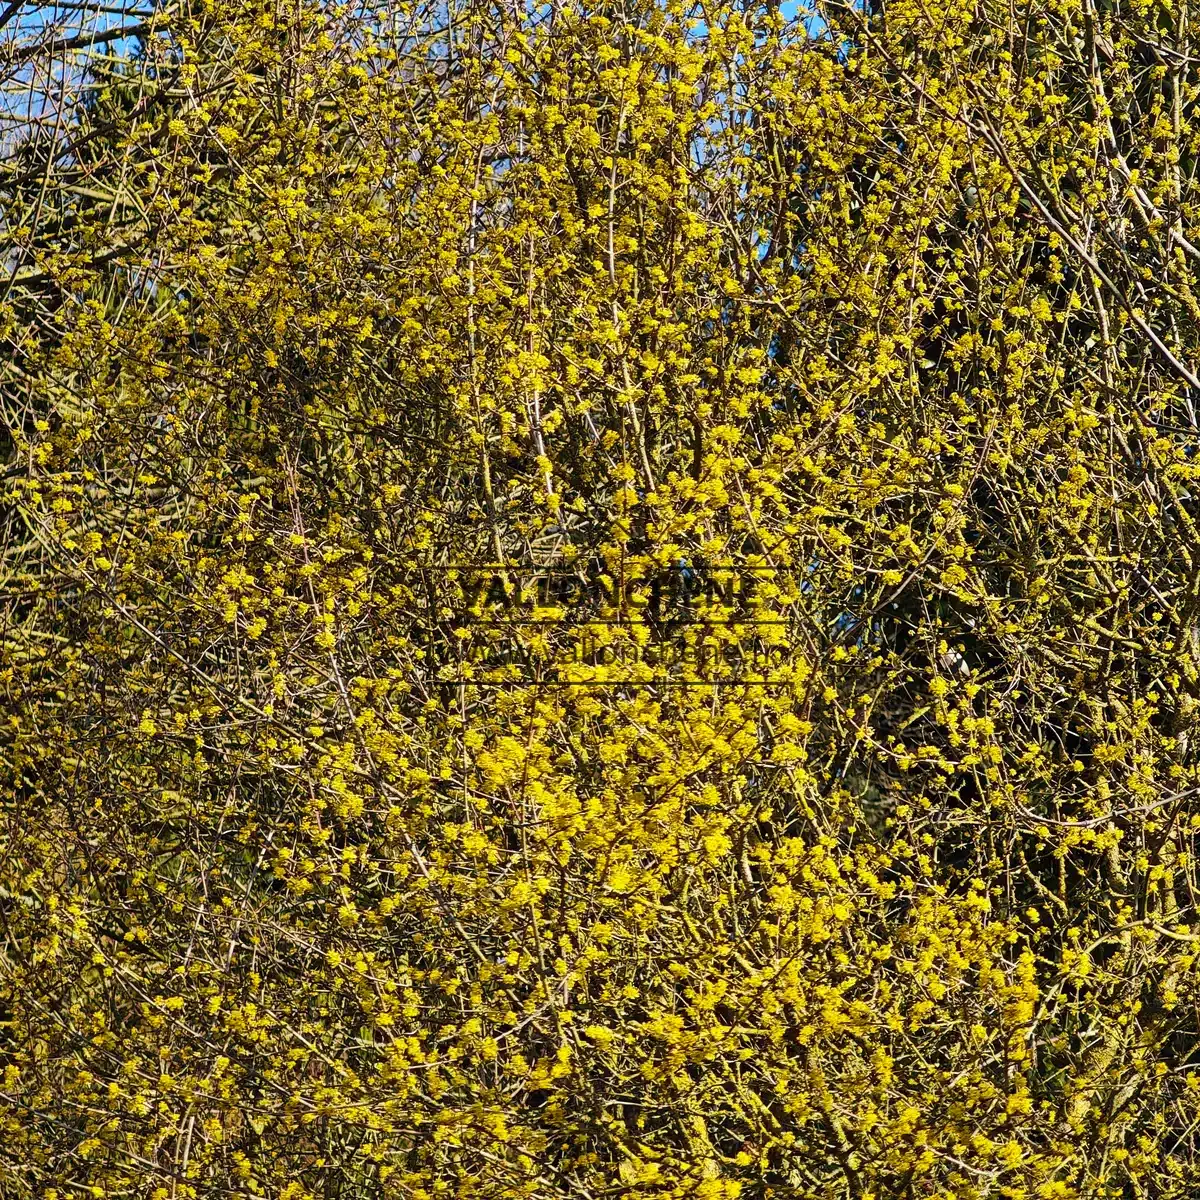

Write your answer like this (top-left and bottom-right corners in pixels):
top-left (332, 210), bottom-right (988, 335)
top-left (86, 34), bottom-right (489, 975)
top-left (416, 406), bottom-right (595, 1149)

top-left (3, 0), bottom-right (1200, 1196)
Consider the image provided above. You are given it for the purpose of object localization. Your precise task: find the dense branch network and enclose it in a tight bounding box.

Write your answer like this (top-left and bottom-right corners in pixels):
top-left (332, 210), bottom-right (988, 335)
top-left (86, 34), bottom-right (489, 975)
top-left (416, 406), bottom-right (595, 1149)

top-left (3, 0), bottom-right (1200, 1198)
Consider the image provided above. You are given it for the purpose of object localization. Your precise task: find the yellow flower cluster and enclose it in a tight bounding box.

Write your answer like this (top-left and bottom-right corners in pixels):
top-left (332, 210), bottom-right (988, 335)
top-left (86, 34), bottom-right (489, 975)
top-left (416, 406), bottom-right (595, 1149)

top-left (3, 0), bottom-right (1200, 1196)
